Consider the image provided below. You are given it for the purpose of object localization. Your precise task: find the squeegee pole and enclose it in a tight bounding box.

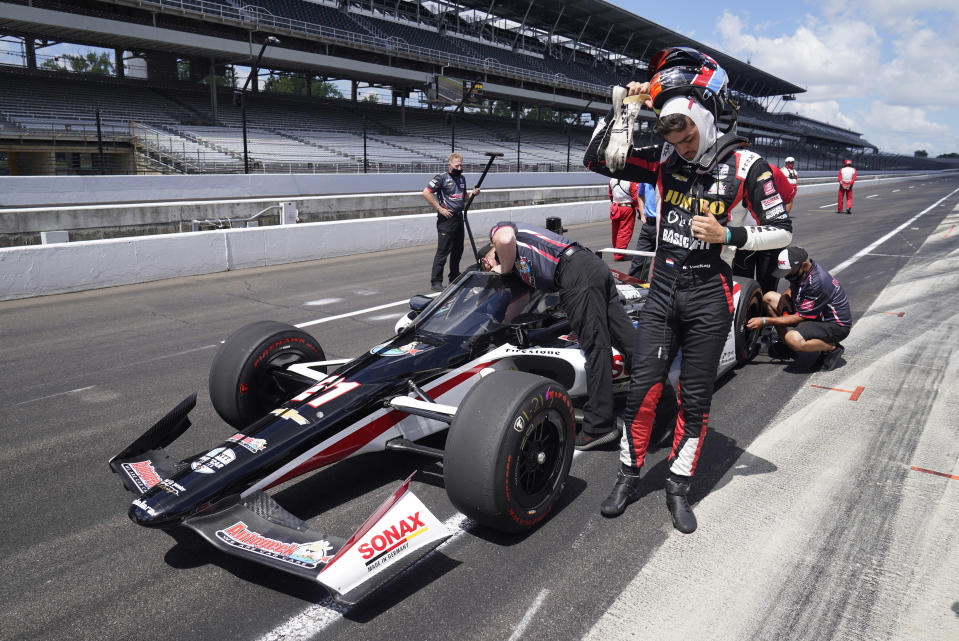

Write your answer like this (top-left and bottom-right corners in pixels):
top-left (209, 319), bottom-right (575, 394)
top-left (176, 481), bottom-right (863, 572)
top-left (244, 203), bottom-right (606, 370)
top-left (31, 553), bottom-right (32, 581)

top-left (463, 151), bottom-right (503, 262)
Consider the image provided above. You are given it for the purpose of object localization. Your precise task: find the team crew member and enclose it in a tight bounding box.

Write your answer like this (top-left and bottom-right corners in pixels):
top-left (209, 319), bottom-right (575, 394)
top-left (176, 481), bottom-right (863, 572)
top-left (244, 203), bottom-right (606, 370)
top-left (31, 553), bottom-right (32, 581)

top-left (747, 246), bottom-right (851, 371)
top-left (730, 164), bottom-right (798, 294)
top-left (608, 178), bottom-right (641, 260)
top-left (584, 47), bottom-right (792, 532)
top-left (782, 156), bottom-right (799, 189)
top-left (481, 221), bottom-right (635, 450)
top-left (423, 153), bottom-right (481, 292)
top-left (628, 182), bottom-right (658, 278)
top-left (838, 159), bottom-right (856, 214)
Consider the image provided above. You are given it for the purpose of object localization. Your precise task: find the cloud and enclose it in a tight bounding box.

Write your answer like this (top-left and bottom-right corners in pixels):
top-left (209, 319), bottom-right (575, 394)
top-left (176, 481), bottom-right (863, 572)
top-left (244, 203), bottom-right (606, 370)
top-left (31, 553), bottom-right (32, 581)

top-left (715, 11), bottom-right (882, 101)
top-left (861, 101), bottom-right (950, 136)
top-left (714, 5), bottom-right (959, 154)
top-left (781, 100), bottom-right (858, 130)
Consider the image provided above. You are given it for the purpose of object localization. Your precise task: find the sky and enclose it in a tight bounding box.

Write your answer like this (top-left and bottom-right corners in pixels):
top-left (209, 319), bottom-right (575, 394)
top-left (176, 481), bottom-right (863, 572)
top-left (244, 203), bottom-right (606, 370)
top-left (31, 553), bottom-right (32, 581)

top-left (614, 0), bottom-right (959, 156)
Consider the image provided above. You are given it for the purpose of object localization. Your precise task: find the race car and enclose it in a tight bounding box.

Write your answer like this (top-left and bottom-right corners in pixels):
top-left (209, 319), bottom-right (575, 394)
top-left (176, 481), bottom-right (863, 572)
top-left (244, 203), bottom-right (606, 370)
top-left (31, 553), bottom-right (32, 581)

top-left (110, 260), bottom-right (763, 604)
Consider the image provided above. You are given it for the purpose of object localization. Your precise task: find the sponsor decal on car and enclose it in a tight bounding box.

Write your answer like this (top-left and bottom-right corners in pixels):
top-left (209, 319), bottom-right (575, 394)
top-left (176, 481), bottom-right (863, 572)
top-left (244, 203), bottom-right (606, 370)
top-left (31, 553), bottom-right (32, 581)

top-left (229, 432), bottom-right (269, 451)
top-left (370, 341), bottom-right (430, 357)
top-left (122, 460), bottom-right (162, 493)
top-left (132, 498), bottom-right (157, 516)
top-left (504, 347), bottom-right (562, 355)
top-left (269, 407), bottom-right (310, 426)
top-left (216, 521), bottom-right (334, 569)
top-left (157, 479), bottom-right (187, 496)
top-left (191, 447), bottom-right (236, 474)
top-left (357, 512), bottom-right (428, 570)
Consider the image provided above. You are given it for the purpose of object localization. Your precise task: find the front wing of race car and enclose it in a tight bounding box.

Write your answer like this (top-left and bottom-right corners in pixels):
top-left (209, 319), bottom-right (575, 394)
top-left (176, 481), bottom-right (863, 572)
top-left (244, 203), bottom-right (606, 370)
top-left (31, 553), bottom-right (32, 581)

top-left (110, 393), bottom-right (453, 605)
top-left (181, 473), bottom-right (451, 605)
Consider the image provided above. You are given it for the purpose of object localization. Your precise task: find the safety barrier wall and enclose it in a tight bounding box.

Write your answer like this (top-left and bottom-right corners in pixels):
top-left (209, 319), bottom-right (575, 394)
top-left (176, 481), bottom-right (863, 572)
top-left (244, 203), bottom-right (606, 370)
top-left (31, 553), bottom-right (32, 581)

top-left (0, 200), bottom-right (609, 301)
top-left (0, 171), bottom-right (950, 301)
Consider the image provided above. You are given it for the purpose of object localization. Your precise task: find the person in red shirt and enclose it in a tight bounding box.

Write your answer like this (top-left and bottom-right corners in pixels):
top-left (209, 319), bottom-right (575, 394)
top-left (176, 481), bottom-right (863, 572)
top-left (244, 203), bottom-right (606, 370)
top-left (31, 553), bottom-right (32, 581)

top-left (838, 159), bottom-right (857, 214)
top-left (608, 178), bottom-right (640, 260)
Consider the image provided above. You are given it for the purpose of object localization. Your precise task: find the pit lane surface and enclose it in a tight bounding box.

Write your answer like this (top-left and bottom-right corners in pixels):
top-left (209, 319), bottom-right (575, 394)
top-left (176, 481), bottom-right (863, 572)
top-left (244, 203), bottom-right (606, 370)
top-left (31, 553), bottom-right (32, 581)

top-left (1, 173), bottom-right (957, 641)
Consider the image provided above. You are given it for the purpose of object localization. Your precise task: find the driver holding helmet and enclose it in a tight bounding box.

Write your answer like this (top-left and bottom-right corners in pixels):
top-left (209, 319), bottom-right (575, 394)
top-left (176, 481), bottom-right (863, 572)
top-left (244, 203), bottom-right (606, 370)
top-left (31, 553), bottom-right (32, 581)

top-left (583, 47), bottom-right (793, 532)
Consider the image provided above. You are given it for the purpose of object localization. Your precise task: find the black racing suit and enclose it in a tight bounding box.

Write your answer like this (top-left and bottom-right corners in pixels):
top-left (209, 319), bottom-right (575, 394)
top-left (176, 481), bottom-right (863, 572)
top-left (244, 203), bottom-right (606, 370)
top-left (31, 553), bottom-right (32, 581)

top-left (490, 222), bottom-right (635, 435)
top-left (427, 171), bottom-right (469, 286)
top-left (584, 123), bottom-right (792, 477)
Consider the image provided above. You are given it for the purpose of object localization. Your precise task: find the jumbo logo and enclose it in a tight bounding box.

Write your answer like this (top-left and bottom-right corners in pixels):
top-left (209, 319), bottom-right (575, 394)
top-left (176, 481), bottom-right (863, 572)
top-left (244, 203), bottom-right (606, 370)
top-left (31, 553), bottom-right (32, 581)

top-left (662, 189), bottom-right (726, 215)
top-left (358, 512), bottom-right (427, 561)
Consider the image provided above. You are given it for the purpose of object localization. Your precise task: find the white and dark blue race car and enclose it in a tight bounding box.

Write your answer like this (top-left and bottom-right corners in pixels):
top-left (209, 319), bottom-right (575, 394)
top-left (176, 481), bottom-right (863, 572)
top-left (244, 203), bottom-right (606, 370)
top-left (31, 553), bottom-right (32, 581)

top-left (110, 256), bottom-right (763, 604)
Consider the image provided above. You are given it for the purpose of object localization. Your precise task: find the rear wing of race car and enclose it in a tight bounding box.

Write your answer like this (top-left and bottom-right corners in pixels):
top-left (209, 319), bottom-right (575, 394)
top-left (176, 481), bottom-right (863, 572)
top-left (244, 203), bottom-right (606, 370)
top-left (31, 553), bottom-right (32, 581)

top-left (182, 473), bottom-right (451, 605)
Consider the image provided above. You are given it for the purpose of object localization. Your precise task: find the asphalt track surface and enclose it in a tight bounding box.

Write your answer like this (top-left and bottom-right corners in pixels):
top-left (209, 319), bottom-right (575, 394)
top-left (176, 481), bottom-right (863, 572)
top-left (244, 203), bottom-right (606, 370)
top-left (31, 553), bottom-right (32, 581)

top-left (2, 173), bottom-right (958, 641)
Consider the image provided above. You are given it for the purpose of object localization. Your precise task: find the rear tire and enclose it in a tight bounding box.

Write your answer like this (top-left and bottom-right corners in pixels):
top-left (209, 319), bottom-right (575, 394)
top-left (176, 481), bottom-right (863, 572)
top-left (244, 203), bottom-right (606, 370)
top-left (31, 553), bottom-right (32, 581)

top-left (444, 371), bottom-right (575, 533)
top-left (209, 321), bottom-right (325, 429)
top-left (734, 278), bottom-right (763, 366)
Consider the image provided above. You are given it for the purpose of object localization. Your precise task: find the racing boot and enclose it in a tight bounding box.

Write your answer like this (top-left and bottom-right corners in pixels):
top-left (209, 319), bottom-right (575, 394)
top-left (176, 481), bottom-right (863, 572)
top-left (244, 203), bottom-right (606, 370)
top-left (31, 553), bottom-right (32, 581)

top-left (600, 465), bottom-right (642, 518)
top-left (604, 85), bottom-right (636, 172)
top-left (664, 473), bottom-right (697, 534)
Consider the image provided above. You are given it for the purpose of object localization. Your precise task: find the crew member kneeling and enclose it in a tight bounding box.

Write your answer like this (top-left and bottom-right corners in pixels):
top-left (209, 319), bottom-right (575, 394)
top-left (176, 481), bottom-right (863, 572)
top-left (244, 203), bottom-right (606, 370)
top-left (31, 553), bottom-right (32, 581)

top-left (747, 246), bottom-right (851, 371)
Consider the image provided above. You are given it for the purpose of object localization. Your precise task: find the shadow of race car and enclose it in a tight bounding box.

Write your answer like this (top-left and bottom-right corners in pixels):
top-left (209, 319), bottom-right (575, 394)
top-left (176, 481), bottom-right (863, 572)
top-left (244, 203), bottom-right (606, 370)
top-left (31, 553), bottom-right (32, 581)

top-left (110, 263), bottom-right (762, 604)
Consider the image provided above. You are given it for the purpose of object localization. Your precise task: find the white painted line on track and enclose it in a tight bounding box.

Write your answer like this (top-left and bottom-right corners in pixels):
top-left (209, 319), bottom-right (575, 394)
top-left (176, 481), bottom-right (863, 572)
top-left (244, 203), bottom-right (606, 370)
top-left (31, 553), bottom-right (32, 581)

top-left (893, 189), bottom-right (901, 192)
top-left (818, 203), bottom-right (836, 209)
top-left (830, 187), bottom-right (959, 276)
top-left (16, 385), bottom-right (95, 406)
top-left (867, 194), bottom-right (879, 198)
top-left (364, 312), bottom-right (406, 322)
top-left (304, 297), bottom-right (344, 306)
top-left (295, 294), bottom-right (440, 329)
top-left (508, 589), bottom-right (551, 641)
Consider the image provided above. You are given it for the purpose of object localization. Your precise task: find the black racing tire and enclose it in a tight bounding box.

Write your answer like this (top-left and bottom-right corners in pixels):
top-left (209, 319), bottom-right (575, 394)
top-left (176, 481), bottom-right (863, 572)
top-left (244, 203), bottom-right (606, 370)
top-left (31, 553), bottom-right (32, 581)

top-left (733, 277), bottom-right (764, 366)
top-left (209, 321), bottom-right (325, 429)
top-left (444, 371), bottom-right (575, 533)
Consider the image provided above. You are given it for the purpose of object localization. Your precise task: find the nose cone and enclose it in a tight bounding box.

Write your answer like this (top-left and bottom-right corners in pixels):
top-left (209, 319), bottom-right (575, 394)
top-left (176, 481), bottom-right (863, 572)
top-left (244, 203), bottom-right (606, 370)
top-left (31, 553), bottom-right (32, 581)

top-left (129, 496), bottom-right (183, 528)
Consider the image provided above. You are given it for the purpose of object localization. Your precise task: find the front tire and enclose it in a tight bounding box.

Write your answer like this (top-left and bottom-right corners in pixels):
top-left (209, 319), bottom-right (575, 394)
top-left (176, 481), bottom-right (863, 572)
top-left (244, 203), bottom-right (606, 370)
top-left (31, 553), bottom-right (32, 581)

top-left (209, 321), bottom-right (325, 429)
top-left (444, 371), bottom-right (575, 533)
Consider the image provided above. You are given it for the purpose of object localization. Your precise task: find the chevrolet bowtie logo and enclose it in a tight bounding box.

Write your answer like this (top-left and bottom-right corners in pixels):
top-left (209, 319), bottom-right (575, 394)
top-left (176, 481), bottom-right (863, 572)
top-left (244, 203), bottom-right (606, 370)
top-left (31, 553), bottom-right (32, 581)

top-left (271, 408), bottom-right (309, 425)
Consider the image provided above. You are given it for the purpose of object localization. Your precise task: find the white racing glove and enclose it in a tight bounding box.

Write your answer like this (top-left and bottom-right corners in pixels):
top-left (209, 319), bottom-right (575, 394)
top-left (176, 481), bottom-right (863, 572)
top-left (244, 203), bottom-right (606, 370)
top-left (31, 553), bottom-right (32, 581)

top-left (603, 86), bottom-right (643, 172)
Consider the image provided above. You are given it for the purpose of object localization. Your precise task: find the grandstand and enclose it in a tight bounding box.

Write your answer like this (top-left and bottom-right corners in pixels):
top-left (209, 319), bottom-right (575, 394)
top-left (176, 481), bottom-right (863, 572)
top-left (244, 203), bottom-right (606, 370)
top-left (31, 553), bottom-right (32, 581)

top-left (0, 0), bottom-right (949, 176)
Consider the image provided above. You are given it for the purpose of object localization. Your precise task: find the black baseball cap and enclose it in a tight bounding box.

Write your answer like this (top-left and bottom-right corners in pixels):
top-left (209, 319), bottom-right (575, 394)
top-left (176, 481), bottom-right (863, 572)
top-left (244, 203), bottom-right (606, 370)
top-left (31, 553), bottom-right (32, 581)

top-left (772, 246), bottom-right (809, 277)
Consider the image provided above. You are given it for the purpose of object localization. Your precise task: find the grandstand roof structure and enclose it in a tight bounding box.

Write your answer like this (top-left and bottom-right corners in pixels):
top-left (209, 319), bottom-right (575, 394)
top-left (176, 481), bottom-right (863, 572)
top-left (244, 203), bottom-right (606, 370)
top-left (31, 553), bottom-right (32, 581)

top-left (451, 0), bottom-right (804, 97)
top-left (0, 0), bottom-right (804, 106)
top-left (0, 0), bottom-right (892, 178)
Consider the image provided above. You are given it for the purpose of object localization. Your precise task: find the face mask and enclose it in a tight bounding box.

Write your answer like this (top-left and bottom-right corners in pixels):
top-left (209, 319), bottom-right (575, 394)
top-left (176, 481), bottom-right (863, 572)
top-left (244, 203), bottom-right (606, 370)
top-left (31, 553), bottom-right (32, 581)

top-left (450, 168), bottom-right (462, 178)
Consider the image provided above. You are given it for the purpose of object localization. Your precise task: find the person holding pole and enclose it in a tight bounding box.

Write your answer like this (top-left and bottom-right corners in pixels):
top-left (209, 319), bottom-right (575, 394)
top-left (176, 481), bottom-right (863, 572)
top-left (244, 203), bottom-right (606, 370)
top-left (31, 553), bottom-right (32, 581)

top-left (423, 153), bottom-right (480, 292)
